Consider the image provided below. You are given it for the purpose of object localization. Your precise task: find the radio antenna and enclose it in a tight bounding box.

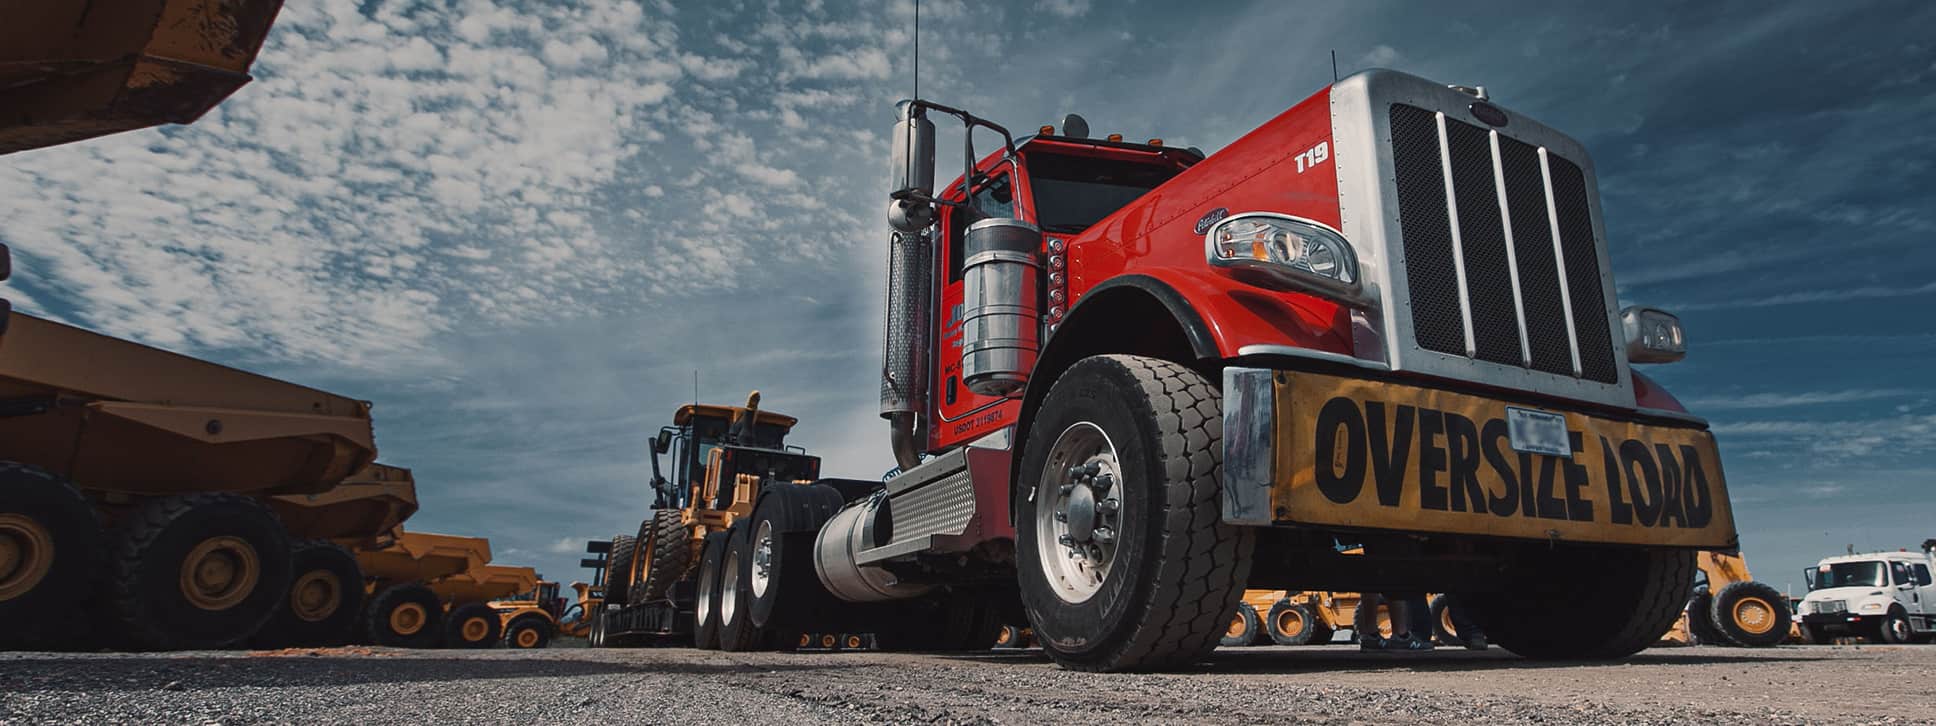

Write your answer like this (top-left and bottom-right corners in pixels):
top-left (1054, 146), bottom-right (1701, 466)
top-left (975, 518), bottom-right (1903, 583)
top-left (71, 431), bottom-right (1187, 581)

top-left (1331, 50), bottom-right (1339, 82)
top-left (913, 0), bottom-right (920, 100)
top-left (693, 369), bottom-right (699, 408)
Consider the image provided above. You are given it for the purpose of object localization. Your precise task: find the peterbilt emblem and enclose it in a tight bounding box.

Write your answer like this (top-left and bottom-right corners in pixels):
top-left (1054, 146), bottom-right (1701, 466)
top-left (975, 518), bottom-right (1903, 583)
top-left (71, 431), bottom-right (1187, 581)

top-left (1194, 207), bottom-right (1230, 235)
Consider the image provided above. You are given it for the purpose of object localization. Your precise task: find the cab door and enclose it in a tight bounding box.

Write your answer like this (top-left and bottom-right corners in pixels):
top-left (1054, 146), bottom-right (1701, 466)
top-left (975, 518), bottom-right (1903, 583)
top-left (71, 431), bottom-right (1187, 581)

top-left (932, 161), bottom-right (1034, 447)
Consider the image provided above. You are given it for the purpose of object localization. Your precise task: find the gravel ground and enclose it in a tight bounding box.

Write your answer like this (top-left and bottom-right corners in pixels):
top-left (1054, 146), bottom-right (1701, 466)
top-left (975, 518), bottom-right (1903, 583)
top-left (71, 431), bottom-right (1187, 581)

top-left (1, 642), bottom-right (1926, 725)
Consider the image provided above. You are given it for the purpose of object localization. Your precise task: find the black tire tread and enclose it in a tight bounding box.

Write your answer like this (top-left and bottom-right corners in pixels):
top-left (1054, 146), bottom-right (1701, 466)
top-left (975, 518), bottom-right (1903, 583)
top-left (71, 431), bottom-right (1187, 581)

top-left (1033, 355), bottom-right (1255, 671)
top-left (0, 462), bottom-right (102, 646)
top-left (1480, 548), bottom-right (1693, 660)
top-left (1267, 600), bottom-right (1321, 646)
top-left (1709, 580), bottom-right (1792, 648)
top-left (1220, 603), bottom-right (1261, 647)
top-left (443, 601), bottom-right (502, 649)
top-left (634, 510), bottom-right (693, 603)
top-left (604, 534), bottom-right (637, 607)
top-left (364, 582), bottom-right (443, 648)
top-left (108, 493), bottom-right (291, 650)
top-left (504, 614), bottom-right (553, 649)
top-left (251, 540), bottom-right (364, 649)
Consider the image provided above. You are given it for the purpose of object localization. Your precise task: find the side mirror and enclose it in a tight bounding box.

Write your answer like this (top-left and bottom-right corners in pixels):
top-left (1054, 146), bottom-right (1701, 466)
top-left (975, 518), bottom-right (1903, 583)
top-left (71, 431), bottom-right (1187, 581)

top-left (653, 430), bottom-right (672, 455)
top-left (1803, 568), bottom-right (1816, 590)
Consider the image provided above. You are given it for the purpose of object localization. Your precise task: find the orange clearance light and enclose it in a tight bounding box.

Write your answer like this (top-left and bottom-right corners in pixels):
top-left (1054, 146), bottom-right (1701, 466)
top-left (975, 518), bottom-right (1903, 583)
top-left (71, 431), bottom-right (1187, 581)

top-left (1039, 125), bottom-right (1055, 135)
top-left (1106, 133), bottom-right (1123, 142)
top-left (1147, 138), bottom-right (1163, 147)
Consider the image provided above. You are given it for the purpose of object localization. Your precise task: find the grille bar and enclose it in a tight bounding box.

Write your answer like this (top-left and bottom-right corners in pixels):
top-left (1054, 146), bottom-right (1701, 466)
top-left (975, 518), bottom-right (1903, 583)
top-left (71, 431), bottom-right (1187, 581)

top-left (1433, 111), bottom-right (1478, 357)
top-left (1488, 130), bottom-right (1534, 367)
top-left (1538, 147), bottom-right (1585, 377)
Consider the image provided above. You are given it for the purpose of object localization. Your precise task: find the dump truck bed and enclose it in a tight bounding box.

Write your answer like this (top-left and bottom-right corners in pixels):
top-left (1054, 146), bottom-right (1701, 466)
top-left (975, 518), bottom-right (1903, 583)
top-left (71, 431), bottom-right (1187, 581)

top-left (270, 464), bottom-right (419, 545)
top-left (0, 311), bottom-right (376, 495)
top-left (356, 529), bottom-right (493, 585)
top-left (0, 0), bottom-right (283, 155)
top-left (434, 564), bottom-right (540, 605)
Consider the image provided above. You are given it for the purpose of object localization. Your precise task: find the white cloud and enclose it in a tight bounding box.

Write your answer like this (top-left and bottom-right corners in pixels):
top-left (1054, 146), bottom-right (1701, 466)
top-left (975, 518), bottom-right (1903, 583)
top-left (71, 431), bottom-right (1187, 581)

top-left (1684, 388), bottom-right (1923, 410)
top-left (546, 536), bottom-right (582, 554)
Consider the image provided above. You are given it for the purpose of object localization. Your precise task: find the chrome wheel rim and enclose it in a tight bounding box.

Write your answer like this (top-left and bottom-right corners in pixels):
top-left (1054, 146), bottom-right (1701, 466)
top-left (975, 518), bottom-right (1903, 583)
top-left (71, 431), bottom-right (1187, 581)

top-left (1034, 421), bottom-right (1124, 604)
top-left (721, 547), bottom-right (741, 626)
top-left (696, 553), bottom-right (716, 626)
top-left (751, 521), bottom-right (774, 600)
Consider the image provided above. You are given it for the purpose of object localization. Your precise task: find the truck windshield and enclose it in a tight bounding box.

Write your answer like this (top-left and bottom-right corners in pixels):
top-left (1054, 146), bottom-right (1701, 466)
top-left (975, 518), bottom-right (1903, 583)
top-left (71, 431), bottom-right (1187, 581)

top-left (1812, 561), bottom-right (1886, 590)
top-left (1027, 152), bottom-right (1180, 233)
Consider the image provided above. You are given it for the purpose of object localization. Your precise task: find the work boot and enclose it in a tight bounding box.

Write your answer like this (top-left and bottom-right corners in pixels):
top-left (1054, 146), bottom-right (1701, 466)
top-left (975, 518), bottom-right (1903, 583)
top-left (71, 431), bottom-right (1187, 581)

top-left (1386, 633), bottom-right (1435, 651)
top-left (1464, 632), bottom-right (1488, 651)
top-left (1358, 634), bottom-right (1387, 651)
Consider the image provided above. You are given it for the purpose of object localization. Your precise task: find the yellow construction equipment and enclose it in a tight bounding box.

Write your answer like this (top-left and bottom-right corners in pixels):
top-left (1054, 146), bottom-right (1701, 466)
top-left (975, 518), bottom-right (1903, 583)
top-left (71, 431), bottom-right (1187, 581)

top-left (1670, 551), bottom-right (1793, 647)
top-left (1, 0), bottom-right (283, 155)
top-left (257, 464), bottom-right (418, 647)
top-left (353, 528), bottom-right (490, 648)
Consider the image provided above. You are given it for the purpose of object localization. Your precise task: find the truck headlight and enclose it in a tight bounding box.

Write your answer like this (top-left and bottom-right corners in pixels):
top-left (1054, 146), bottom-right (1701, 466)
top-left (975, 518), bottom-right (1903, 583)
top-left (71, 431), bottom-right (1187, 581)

top-left (1621, 306), bottom-right (1685, 363)
top-left (1859, 601), bottom-right (1886, 613)
top-left (1205, 213), bottom-right (1367, 306)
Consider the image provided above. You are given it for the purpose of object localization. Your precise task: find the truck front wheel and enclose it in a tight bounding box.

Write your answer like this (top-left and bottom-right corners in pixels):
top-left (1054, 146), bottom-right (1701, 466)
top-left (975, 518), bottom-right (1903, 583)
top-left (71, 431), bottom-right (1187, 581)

top-left (1016, 355), bottom-right (1254, 672)
top-left (1470, 545), bottom-right (1693, 659)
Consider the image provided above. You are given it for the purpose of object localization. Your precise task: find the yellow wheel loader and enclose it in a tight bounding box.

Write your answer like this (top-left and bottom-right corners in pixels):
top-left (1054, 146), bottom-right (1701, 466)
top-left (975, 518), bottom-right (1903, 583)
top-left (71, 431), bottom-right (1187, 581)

top-left (1667, 551), bottom-right (1793, 647)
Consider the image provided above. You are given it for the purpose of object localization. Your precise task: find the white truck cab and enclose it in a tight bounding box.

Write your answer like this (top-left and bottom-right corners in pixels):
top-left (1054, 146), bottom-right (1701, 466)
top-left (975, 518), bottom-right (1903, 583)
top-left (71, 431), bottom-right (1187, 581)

top-left (1797, 542), bottom-right (1936, 644)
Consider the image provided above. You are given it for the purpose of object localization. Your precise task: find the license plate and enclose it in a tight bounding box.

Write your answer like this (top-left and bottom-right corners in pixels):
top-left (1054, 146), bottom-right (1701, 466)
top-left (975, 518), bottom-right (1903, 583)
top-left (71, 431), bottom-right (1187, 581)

top-left (1505, 406), bottom-right (1570, 456)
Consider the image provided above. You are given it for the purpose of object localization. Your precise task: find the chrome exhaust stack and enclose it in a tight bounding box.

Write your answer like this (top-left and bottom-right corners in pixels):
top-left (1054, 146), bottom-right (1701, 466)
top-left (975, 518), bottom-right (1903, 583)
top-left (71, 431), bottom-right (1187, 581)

top-left (882, 101), bottom-right (938, 473)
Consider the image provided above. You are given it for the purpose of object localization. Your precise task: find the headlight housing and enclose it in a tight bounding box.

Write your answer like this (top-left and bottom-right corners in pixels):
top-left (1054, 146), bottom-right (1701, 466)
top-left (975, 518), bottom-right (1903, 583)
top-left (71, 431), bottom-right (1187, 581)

top-left (1621, 306), bottom-right (1685, 363)
top-left (1859, 601), bottom-right (1887, 613)
top-left (1204, 213), bottom-right (1367, 306)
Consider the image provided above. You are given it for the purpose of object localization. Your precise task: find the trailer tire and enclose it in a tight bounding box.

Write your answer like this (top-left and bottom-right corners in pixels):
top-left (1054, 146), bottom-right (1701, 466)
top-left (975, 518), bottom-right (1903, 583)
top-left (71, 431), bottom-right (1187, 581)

top-left (505, 614), bottom-right (552, 649)
top-left (109, 494), bottom-right (292, 650)
top-left (1429, 595), bottom-right (1461, 646)
top-left (717, 522), bottom-right (773, 651)
top-left (1016, 355), bottom-right (1255, 672)
top-left (1685, 591), bottom-right (1725, 645)
top-left (1707, 580), bottom-right (1789, 647)
top-left (1472, 545), bottom-right (1693, 660)
top-left (0, 463), bottom-right (103, 640)
top-left (746, 484), bottom-right (846, 630)
top-left (1220, 603), bottom-right (1263, 647)
top-left (693, 531), bottom-right (730, 649)
top-left (444, 602), bottom-right (502, 649)
top-left (633, 510), bottom-right (693, 603)
top-left (1267, 600), bottom-right (1324, 645)
top-left (604, 534), bottom-right (638, 607)
top-left (252, 540), bottom-right (364, 648)
top-left (366, 582), bottom-right (443, 648)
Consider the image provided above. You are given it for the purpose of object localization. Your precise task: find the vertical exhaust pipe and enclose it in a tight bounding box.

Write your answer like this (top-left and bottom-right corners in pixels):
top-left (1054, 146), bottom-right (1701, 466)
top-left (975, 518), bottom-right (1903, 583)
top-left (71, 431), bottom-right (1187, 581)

top-left (882, 101), bottom-right (937, 472)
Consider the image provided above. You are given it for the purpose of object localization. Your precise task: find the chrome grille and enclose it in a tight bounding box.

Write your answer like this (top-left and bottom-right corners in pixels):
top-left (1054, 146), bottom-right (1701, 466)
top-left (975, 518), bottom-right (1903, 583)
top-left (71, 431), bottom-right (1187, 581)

top-left (1389, 103), bottom-right (1618, 383)
top-left (1810, 600), bottom-right (1847, 615)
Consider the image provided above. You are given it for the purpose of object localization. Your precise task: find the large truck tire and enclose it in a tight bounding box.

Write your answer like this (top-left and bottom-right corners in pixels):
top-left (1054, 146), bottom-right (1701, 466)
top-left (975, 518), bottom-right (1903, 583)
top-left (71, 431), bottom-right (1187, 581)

top-left (1708, 580), bottom-right (1790, 647)
top-left (1220, 602), bottom-right (1263, 647)
top-left (633, 510), bottom-right (694, 603)
top-left (716, 521), bottom-right (774, 651)
top-left (1267, 600), bottom-right (1327, 645)
top-left (876, 597), bottom-right (1003, 651)
top-left (1686, 590), bottom-right (1726, 645)
top-left (0, 463), bottom-right (103, 644)
top-left (1471, 545), bottom-right (1693, 660)
top-left (692, 530), bottom-right (730, 649)
top-left (1429, 594), bottom-right (1464, 646)
top-left (252, 541), bottom-right (364, 648)
top-left (108, 494), bottom-right (292, 650)
top-left (365, 582), bottom-right (443, 648)
top-left (443, 602), bottom-right (502, 649)
top-left (504, 613), bottom-right (552, 649)
top-left (1876, 607), bottom-right (1914, 644)
top-left (1015, 355), bottom-right (1255, 672)
top-left (604, 534), bottom-right (637, 607)
top-left (746, 484), bottom-right (845, 630)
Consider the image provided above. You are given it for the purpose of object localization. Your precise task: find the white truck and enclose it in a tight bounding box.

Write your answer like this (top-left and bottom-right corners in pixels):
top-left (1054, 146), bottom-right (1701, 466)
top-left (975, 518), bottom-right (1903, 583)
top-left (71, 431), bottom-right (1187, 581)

top-left (1797, 540), bottom-right (1936, 644)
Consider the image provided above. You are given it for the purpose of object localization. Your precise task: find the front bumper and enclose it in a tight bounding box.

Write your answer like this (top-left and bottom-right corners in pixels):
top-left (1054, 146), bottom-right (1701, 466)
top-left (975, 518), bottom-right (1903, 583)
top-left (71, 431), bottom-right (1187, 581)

top-left (1222, 367), bottom-right (1738, 548)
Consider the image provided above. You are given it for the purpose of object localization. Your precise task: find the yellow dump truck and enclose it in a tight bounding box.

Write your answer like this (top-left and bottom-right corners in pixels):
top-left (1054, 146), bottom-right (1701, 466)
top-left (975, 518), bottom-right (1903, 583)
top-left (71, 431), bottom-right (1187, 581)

top-left (0, 313), bottom-right (376, 650)
top-left (352, 528), bottom-right (494, 648)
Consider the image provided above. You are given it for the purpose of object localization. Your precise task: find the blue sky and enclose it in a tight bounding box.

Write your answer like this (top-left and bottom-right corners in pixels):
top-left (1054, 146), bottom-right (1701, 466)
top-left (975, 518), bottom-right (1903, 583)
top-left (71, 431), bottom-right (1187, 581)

top-left (3, 0), bottom-right (1932, 594)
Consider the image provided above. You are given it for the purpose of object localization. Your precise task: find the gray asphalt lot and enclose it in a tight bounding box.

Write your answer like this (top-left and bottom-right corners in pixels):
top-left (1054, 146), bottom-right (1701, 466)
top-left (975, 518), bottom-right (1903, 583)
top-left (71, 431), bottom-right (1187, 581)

top-left (0, 642), bottom-right (1925, 725)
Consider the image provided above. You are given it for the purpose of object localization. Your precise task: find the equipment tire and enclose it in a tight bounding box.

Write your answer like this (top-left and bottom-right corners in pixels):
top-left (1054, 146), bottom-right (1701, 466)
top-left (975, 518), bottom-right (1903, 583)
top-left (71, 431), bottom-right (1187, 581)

top-left (1221, 603), bottom-right (1262, 647)
top-left (0, 463), bottom-right (103, 642)
top-left (504, 614), bottom-right (552, 649)
top-left (1709, 580), bottom-right (1790, 647)
top-left (746, 484), bottom-right (846, 629)
top-left (252, 540), bottom-right (364, 648)
top-left (1800, 623), bottom-right (1833, 645)
top-left (1354, 593), bottom-right (1394, 640)
top-left (1877, 608), bottom-right (1914, 645)
top-left (604, 534), bottom-right (637, 607)
top-left (1687, 591), bottom-right (1726, 645)
top-left (1267, 600), bottom-right (1322, 646)
top-left (444, 602), bottom-right (502, 649)
top-left (366, 582), bottom-right (443, 648)
top-left (693, 530), bottom-right (730, 649)
top-left (1429, 594), bottom-right (1464, 646)
top-left (633, 510), bottom-right (694, 603)
top-left (716, 522), bottom-right (772, 651)
top-left (994, 624), bottom-right (1027, 649)
top-left (1016, 355), bottom-right (1255, 672)
top-left (109, 494), bottom-right (292, 650)
top-left (1471, 545), bottom-right (1693, 660)
top-left (588, 607), bottom-right (606, 647)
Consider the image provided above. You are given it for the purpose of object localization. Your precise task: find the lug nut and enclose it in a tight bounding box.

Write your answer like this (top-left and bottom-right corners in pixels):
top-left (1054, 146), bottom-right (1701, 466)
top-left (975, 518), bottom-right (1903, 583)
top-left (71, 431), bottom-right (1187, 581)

top-left (1058, 484), bottom-right (1074, 496)
top-left (1054, 511), bottom-right (1068, 522)
top-left (1099, 499), bottom-right (1119, 514)
top-left (1058, 534), bottom-right (1074, 547)
top-left (1093, 527), bottom-right (1115, 544)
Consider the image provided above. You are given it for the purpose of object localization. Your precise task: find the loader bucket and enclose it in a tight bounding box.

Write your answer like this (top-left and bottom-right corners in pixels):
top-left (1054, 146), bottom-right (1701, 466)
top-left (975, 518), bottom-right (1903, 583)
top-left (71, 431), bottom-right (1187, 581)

top-left (0, 0), bottom-right (284, 154)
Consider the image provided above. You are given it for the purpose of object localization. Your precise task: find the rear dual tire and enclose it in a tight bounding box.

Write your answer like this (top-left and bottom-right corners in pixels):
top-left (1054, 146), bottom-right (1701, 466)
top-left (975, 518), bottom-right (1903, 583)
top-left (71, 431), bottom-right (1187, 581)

top-left (109, 494), bottom-right (292, 650)
top-left (366, 582), bottom-right (443, 648)
top-left (252, 541), bottom-right (364, 648)
top-left (1267, 600), bottom-right (1328, 646)
top-left (0, 464), bottom-right (102, 648)
top-left (692, 531), bottom-right (730, 649)
top-left (1470, 545), bottom-right (1694, 659)
top-left (444, 602), bottom-right (502, 649)
top-left (1220, 603), bottom-right (1263, 647)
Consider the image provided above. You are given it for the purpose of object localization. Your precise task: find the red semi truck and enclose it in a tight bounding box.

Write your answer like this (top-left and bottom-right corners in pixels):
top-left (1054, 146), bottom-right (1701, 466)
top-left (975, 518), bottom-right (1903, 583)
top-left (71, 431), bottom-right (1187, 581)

top-left (672, 69), bottom-right (1735, 672)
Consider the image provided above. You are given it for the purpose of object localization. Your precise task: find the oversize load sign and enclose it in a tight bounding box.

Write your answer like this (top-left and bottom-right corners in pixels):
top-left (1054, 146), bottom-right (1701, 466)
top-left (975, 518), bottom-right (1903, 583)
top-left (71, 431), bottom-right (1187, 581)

top-left (1275, 372), bottom-right (1737, 548)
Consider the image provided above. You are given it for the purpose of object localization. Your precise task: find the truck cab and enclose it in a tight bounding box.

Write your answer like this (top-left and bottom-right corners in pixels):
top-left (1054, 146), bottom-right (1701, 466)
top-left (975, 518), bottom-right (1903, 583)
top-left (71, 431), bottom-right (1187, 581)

top-left (1799, 546), bottom-right (1936, 643)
